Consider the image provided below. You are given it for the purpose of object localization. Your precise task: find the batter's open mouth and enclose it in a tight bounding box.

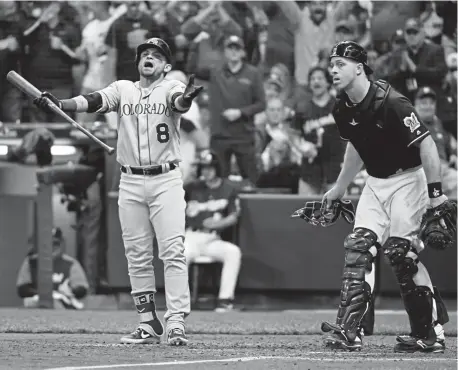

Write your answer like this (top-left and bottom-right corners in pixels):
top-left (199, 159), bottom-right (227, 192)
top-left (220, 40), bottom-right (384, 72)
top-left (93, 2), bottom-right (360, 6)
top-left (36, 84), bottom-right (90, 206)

top-left (144, 61), bottom-right (154, 68)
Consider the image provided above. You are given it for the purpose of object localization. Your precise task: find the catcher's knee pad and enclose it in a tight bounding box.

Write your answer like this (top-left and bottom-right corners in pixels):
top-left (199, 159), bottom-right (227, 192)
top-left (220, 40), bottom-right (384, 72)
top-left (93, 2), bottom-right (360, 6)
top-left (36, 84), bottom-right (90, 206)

top-left (336, 228), bottom-right (378, 336)
top-left (383, 237), bottom-right (418, 293)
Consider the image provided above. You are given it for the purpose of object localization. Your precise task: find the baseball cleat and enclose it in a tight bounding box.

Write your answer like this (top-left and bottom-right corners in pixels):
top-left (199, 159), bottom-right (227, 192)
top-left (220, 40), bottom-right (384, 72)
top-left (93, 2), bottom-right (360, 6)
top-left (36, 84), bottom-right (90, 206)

top-left (324, 332), bottom-right (362, 351)
top-left (120, 321), bottom-right (163, 344)
top-left (167, 328), bottom-right (188, 346)
top-left (394, 335), bottom-right (445, 353)
top-left (214, 299), bottom-right (234, 313)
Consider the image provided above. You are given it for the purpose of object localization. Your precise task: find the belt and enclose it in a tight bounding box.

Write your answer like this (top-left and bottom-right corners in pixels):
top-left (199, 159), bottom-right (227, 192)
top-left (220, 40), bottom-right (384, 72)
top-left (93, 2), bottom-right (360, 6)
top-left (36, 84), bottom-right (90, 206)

top-left (121, 162), bottom-right (177, 176)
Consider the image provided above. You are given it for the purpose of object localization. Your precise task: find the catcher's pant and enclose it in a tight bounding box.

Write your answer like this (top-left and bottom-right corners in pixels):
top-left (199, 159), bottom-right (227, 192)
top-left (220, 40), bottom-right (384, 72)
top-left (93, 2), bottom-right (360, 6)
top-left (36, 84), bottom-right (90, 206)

top-left (354, 166), bottom-right (438, 319)
top-left (118, 169), bottom-right (190, 330)
top-left (184, 230), bottom-right (241, 300)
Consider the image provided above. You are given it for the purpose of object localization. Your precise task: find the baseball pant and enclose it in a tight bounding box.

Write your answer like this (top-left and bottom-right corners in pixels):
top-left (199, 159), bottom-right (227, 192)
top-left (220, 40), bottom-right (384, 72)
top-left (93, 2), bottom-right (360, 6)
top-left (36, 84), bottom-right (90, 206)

top-left (354, 167), bottom-right (437, 320)
top-left (118, 169), bottom-right (190, 330)
top-left (184, 230), bottom-right (241, 300)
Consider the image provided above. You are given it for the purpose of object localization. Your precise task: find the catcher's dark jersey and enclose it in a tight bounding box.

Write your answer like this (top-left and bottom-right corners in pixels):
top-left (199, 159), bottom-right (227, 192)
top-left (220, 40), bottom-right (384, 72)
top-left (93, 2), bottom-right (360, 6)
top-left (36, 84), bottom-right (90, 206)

top-left (185, 179), bottom-right (239, 230)
top-left (333, 80), bottom-right (430, 178)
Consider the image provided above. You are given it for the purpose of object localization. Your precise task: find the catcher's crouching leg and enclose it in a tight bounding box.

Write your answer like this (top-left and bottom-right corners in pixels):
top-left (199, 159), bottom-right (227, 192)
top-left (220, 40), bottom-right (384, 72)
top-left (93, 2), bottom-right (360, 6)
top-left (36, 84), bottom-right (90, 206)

top-left (322, 228), bottom-right (378, 350)
top-left (383, 237), bottom-right (448, 353)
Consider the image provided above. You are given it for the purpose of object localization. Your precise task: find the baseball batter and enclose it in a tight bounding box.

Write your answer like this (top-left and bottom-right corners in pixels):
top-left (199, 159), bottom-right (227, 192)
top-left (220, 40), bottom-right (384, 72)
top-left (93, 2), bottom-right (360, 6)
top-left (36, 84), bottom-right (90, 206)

top-left (34, 38), bottom-right (203, 346)
top-left (320, 41), bottom-right (449, 353)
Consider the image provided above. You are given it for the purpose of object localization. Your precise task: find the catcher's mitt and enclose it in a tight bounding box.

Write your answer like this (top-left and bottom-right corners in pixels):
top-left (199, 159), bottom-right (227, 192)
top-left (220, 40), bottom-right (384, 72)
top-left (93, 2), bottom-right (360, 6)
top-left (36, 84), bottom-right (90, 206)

top-left (419, 200), bottom-right (457, 250)
top-left (291, 200), bottom-right (355, 227)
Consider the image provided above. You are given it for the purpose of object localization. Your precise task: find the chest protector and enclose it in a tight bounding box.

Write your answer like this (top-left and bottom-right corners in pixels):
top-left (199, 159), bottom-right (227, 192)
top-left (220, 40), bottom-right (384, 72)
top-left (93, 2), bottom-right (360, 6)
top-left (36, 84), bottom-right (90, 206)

top-left (334, 79), bottom-right (392, 129)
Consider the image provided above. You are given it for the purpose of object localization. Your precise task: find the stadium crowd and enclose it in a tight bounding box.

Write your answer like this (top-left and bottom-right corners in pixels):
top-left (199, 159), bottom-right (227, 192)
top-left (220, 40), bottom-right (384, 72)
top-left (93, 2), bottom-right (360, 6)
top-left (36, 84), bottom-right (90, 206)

top-left (1, 1), bottom-right (456, 304)
top-left (0, 0), bottom-right (456, 195)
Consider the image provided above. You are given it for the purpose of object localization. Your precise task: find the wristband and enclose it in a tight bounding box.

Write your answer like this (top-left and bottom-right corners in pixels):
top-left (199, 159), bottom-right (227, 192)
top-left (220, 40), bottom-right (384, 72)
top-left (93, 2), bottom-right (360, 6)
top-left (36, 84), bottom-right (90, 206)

top-left (427, 182), bottom-right (443, 198)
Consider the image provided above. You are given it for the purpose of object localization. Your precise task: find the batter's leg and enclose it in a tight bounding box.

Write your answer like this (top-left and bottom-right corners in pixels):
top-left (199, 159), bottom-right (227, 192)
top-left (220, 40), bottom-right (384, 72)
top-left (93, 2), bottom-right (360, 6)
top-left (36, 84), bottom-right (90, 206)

top-left (322, 184), bottom-right (388, 351)
top-left (147, 170), bottom-right (189, 345)
top-left (118, 173), bottom-right (163, 344)
top-left (387, 169), bottom-right (448, 353)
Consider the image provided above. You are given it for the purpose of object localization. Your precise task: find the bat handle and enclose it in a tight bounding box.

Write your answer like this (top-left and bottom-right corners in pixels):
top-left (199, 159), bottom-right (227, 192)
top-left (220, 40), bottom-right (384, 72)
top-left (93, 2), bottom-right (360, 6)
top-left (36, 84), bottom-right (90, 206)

top-left (47, 103), bottom-right (116, 155)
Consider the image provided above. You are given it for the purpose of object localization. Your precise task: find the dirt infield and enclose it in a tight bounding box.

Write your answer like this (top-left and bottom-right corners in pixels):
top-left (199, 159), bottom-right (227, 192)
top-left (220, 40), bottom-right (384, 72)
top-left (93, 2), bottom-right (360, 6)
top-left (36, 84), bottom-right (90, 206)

top-left (0, 309), bottom-right (456, 370)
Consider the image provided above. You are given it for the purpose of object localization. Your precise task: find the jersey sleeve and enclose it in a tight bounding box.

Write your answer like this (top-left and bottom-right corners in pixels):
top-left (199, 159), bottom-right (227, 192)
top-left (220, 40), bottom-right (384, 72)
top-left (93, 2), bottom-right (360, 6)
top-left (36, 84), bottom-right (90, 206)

top-left (332, 114), bottom-right (350, 141)
top-left (166, 81), bottom-right (188, 113)
top-left (387, 96), bottom-right (430, 147)
top-left (95, 81), bottom-right (121, 113)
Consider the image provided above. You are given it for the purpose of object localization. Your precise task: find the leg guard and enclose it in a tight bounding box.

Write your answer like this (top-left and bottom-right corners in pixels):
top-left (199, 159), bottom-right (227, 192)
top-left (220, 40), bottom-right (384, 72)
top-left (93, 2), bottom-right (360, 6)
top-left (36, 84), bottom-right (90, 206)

top-left (132, 291), bottom-right (164, 335)
top-left (322, 228), bottom-right (377, 341)
top-left (383, 237), bottom-right (435, 340)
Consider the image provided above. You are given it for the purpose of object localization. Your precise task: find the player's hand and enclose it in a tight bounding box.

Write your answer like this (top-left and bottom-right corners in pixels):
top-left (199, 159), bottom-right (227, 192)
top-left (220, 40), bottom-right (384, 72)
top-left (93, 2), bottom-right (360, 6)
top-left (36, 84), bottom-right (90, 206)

top-left (322, 185), bottom-right (346, 212)
top-left (33, 91), bottom-right (62, 113)
top-left (222, 109), bottom-right (242, 122)
top-left (183, 74), bottom-right (203, 103)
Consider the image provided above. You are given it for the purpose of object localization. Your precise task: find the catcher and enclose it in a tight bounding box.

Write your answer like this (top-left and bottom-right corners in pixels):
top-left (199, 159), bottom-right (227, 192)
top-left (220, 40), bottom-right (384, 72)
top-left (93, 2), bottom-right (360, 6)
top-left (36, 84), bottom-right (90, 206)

top-left (294, 40), bottom-right (457, 353)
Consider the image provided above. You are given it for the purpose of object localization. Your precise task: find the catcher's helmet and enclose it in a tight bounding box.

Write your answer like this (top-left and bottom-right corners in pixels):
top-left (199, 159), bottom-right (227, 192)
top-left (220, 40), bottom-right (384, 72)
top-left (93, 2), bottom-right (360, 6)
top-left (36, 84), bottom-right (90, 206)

top-left (329, 41), bottom-right (373, 75)
top-left (194, 150), bottom-right (222, 177)
top-left (135, 38), bottom-right (172, 66)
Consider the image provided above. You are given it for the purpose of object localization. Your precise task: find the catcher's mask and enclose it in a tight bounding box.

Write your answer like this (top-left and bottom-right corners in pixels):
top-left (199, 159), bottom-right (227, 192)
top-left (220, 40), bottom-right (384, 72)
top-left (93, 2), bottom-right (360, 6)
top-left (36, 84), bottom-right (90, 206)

top-left (135, 38), bottom-right (172, 66)
top-left (194, 149), bottom-right (222, 178)
top-left (291, 200), bottom-right (355, 227)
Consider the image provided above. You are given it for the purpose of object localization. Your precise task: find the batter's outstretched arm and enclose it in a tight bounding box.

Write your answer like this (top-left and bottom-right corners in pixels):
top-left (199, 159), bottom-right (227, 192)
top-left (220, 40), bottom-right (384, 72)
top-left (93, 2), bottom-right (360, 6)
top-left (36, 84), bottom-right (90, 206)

top-left (335, 142), bottom-right (364, 191)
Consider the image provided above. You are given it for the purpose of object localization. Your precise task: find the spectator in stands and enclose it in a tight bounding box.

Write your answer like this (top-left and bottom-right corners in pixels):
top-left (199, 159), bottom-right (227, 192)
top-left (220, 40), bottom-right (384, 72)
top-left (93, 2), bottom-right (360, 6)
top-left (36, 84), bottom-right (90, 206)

top-left (199, 34), bottom-right (265, 185)
top-left (276, 1), bottom-right (342, 89)
top-left (184, 150), bottom-right (242, 312)
top-left (6, 127), bottom-right (54, 166)
top-left (183, 1), bottom-right (242, 88)
top-left (387, 17), bottom-right (447, 102)
top-left (105, 1), bottom-right (173, 82)
top-left (256, 98), bottom-right (300, 192)
top-left (437, 52), bottom-right (457, 138)
top-left (0, 1), bottom-right (22, 123)
top-left (372, 29), bottom-right (406, 81)
top-left (414, 87), bottom-right (457, 198)
top-left (76, 2), bottom-right (125, 127)
top-left (22, 2), bottom-right (82, 123)
top-left (16, 227), bottom-right (89, 310)
top-left (293, 66), bottom-right (344, 195)
top-left (257, 2), bottom-right (295, 77)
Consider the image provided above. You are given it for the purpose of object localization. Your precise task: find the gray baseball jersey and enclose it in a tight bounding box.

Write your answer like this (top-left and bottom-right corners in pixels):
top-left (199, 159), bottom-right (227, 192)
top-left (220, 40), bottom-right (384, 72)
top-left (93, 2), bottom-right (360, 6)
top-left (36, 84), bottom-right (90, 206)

top-left (96, 79), bottom-right (186, 166)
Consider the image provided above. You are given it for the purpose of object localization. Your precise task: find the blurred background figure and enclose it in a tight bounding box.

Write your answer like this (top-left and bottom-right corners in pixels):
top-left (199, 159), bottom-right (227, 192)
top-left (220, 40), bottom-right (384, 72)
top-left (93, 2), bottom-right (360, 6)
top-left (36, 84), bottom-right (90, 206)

top-left (16, 227), bottom-right (89, 310)
top-left (184, 150), bottom-right (242, 312)
top-left (386, 17), bottom-right (447, 103)
top-left (293, 66), bottom-right (344, 195)
top-left (0, 1), bottom-right (22, 124)
top-left (413, 86), bottom-right (457, 198)
top-left (199, 34), bottom-right (265, 185)
top-left (21, 1), bottom-right (82, 123)
top-left (105, 0), bottom-right (173, 82)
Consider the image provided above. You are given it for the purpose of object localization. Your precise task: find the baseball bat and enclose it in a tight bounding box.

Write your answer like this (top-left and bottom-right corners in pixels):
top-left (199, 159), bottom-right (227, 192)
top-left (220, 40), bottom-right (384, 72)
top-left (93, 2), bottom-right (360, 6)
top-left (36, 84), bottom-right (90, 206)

top-left (7, 70), bottom-right (116, 155)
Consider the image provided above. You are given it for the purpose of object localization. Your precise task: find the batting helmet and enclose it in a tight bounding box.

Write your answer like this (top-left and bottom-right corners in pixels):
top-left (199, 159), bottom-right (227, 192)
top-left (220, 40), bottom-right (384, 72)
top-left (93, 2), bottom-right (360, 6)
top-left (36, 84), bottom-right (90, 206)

top-left (329, 41), bottom-right (373, 75)
top-left (135, 38), bottom-right (172, 66)
top-left (194, 150), bottom-right (222, 177)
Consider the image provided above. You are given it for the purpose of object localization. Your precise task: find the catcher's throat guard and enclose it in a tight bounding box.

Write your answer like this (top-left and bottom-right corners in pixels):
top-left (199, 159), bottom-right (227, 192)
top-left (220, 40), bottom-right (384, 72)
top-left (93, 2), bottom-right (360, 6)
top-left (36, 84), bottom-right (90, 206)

top-left (291, 200), bottom-right (355, 227)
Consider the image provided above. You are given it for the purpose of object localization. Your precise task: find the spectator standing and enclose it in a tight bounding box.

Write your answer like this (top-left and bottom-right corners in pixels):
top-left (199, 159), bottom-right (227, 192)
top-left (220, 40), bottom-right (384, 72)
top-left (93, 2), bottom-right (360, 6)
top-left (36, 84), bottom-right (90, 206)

top-left (387, 17), bottom-right (447, 102)
top-left (437, 52), bottom-right (457, 138)
top-left (294, 66), bottom-right (344, 195)
top-left (199, 35), bottom-right (265, 185)
top-left (105, 1), bottom-right (173, 82)
top-left (22, 2), bottom-right (82, 123)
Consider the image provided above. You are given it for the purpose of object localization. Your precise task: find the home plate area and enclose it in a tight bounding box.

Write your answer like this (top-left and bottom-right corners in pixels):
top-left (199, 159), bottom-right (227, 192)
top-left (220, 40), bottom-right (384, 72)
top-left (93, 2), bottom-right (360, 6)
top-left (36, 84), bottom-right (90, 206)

top-left (0, 309), bottom-right (456, 370)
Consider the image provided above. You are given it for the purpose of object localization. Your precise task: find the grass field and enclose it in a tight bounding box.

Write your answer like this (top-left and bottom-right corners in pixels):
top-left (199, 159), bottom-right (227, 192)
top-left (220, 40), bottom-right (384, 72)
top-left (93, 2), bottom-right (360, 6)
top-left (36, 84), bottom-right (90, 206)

top-left (0, 308), bottom-right (456, 370)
